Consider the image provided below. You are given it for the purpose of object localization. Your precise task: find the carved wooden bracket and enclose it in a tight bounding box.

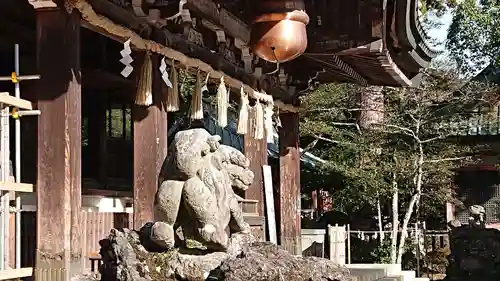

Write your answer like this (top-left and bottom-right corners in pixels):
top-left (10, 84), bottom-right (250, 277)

top-left (215, 30), bottom-right (226, 44)
top-left (279, 68), bottom-right (287, 86)
top-left (28, 0), bottom-right (57, 9)
top-left (254, 67), bottom-right (262, 79)
top-left (241, 47), bottom-right (253, 73)
top-left (131, 0), bottom-right (147, 16)
top-left (147, 9), bottom-right (167, 27)
top-left (132, 0), bottom-right (187, 28)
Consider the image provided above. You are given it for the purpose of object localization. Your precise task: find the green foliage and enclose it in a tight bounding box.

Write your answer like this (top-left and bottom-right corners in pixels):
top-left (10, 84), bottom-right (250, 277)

top-left (422, 246), bottom-right (450, 274)
top-left (370, 239), bottom-right (393, 264)
top-left (300, 68), bottom-right (495, 221)
top-left (300, 83), bottom-right (390, 212)
top-left (420, 0), bottom-right (457, 15)
top-left (447, 0), bottom-right (500, 74)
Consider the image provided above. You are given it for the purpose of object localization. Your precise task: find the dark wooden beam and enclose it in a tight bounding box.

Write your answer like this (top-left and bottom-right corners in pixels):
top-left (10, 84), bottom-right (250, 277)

top-left (35, 7), bottom-right (82, 279)
top-left (88, 0), bottom-right (151, 36)
top-left (186, 0), bottom-right (250, 43)
top-left (83, 69), bottom-right (135, 89)
top-left (0, 17), bottom-right (35, 45)
top-left (278, 111), bottom-right (301, 255)
top-left (132, 54), bottom-right (168, 229)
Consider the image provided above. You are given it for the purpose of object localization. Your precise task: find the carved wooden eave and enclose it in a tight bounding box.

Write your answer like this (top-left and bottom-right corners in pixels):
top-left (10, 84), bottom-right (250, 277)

top-left (390, 0), bottom-right (439, 84)
top-left (330, 39), bottom-right (412, 86)
top-left (28, 0), bottom-right (57, 9)
top-left (297, 0), bottom-right (436, 88)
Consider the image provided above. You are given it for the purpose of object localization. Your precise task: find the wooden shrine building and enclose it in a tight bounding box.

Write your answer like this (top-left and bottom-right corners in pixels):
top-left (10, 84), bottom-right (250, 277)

top-left (0, 0), bottom-right (434, 279)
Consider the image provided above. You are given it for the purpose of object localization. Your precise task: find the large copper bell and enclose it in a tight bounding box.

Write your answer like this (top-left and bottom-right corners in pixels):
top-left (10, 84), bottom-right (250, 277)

top-left (250, 1), bottom-right (310, 63)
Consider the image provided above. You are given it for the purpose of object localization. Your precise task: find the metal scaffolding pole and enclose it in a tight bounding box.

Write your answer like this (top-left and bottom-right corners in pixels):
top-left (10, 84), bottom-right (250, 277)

top-left (14, 44), bottom-right (21, 269)
top-left (0, 94), bottom-right (10, 271)
top-left (0, 44), bottom-right (40, 272)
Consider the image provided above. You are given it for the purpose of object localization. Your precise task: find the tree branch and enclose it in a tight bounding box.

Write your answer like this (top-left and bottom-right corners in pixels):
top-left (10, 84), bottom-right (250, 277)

top-left (373, 123), bottom-right (419, 140)
top-left (312, 134), bottom-right (356, 146)
top-left (424, 157), bottom-right (466, 163)
top-left (301, 135), bottom-right (321, 154)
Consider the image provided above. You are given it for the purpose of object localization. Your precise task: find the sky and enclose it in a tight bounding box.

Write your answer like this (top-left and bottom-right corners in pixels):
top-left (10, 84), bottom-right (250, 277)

top-left (426, 11), bottom-right (453, 52)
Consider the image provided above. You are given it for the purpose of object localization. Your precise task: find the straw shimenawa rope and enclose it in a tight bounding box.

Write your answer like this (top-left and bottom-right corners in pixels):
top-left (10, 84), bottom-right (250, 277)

top-left (190, 71), bottom-right (203, 120)
top-left (68, 0), bottom-right (299, 113)
top-left (135, 51), bottom-right (153, 106)
top-left (166, 61), bottom-right (180, 112)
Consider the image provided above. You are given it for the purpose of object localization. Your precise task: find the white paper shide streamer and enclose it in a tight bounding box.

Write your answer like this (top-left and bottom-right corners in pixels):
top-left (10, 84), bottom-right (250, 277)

top-left (159, 57), bottom-right (173, 88)
top-left (264, 100), bottom-right (274, 143)
top-left (120, 39), bottom-right (134, 78)
top-left (254, 98), bottom-right (264, 140)
top-left (237, 87), bottom-right (249, 134)
top-left (276, 108), bottom-right (282, 128)
top-left (216, 77), bottom-right (228, 127)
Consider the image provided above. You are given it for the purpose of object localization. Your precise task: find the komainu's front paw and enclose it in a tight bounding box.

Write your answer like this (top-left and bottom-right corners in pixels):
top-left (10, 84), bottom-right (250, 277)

top-left (240, 222), bottom-right (251, 234)
top-left (199, 224), bottom-right (229, 251)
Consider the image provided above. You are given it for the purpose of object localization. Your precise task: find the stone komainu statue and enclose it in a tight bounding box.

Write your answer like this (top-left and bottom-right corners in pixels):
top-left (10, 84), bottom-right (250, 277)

top-left (151, 129), bottom-right (254, 251)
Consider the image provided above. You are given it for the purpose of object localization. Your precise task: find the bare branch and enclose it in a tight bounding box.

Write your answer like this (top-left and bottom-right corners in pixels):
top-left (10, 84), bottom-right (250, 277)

top-left (313, 134), bottom-right (355, 146)
top-left (408, 113), bottom-right (419, 124)
top-left (373, 123), bottom-right (419, 141)
top-left (330, 122), bottom-right (358, 126)
top-left (305, 107), bottom-right (386, 113)
top-left (424, 157), bottom-right (466, 163)
top-left (301, 135), bottom-right (321, 154)
top-left (420, 136), bottom-right (444, 143)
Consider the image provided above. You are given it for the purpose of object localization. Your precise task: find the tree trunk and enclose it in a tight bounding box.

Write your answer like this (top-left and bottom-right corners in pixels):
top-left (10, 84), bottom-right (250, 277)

top-left (390, 171), bottom-right (399, 264)
top-left (359, 86), bottom-right (384, 130)
top-left (396, 144), bottom-right (424, 264)
top-left (358, 85), bottom-right (385, 245)
top-left (376, 196), bottom-right (384, 244)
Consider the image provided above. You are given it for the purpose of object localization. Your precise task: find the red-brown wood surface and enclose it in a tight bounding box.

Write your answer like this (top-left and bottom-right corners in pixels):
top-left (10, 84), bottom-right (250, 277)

top-left (132, 54), bottom-right (168, 229)
top-left (35, 7), bottom-right (82, 277)
top-left (243, 110), bottom-right (267, 216)
top-left (278, 112), bottom-right (301, 255)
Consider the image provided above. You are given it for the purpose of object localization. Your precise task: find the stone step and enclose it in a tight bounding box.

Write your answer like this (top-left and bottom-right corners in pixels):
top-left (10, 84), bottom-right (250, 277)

top-left (380, 277), bottom-right (403, 281)
top-left (347, 268), bottom-right (386, 281)
top-left (401, 270), bottom-right (416, 281)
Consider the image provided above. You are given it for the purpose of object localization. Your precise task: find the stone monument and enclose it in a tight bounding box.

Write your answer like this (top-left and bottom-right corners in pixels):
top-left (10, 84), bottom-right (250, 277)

top-left (96, 129), bottom-right (349, 281)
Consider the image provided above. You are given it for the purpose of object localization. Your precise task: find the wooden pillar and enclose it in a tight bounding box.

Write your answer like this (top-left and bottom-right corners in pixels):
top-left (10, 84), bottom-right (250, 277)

top-left (278, 112), bottom-right (301, 255)
top-left (132, 54), bottom-right (168, 229)
top-left (243, 132), bottom-right (267, 216)
top-left (34, 6), bottom-right (82, 279)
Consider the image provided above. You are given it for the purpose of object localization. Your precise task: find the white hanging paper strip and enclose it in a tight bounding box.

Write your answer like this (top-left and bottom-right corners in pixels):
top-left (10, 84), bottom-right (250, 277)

top-left (216, 77), bottom-right (228, 127)
top-left (120, 39), bottom-right (134, 78)
top-left (264, 96), bottom-right (275, 143)
top-left (237, 87), bottom-right (249, 135)
top-left (201, 72), bottom-right (210, 93)
top-left (254, 99), bottom-right (265, 140)
top-left (276, 108), bottom-right (282, 128)
top-left (159, 57), bottom-right (173, 88)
